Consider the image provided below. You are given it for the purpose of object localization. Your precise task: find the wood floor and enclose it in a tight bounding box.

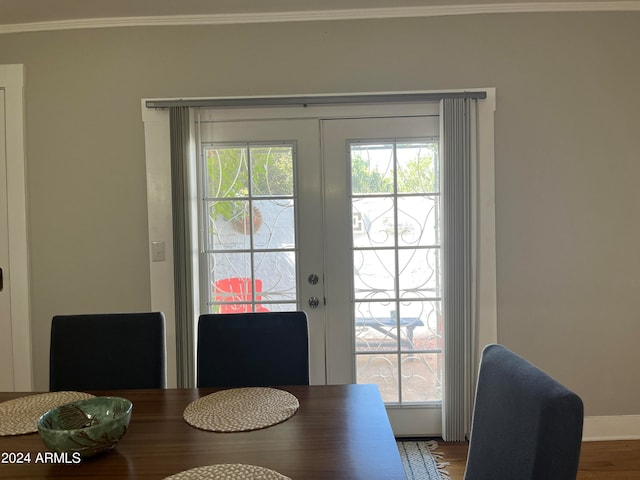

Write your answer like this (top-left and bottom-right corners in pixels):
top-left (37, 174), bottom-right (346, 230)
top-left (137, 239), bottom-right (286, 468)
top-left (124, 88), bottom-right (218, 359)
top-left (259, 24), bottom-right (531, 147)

top-left (434, 439), bottom-right (640, 479)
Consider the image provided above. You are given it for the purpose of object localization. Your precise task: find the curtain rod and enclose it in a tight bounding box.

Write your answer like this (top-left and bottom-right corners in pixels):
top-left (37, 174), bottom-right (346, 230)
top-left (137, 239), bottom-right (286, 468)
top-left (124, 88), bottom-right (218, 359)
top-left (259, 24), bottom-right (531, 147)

top-left (145, 91), bottom-right (487, 109)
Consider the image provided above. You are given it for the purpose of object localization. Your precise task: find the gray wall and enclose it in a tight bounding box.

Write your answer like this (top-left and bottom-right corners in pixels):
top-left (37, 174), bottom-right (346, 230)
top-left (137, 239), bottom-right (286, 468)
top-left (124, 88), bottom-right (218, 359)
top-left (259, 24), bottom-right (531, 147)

top-left (1, 11), bottom-right (638, 416)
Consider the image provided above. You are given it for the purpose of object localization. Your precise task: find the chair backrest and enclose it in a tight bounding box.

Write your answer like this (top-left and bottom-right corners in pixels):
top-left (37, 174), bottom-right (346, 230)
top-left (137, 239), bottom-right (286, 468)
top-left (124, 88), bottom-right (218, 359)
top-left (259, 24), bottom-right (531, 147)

top-left (50, 312), bottom-right (166, 391)
top-left (197, 311), bottom-right (309, 388)
top-left (464, 344), bottom-right (583, 480)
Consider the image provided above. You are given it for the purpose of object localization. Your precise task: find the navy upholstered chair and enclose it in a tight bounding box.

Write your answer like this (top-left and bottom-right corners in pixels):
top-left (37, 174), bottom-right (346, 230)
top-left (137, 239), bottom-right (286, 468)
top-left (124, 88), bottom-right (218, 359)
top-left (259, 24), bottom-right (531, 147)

top-left (464, 344), bottom-right (584, 480)
top-left (50, 312), bottom-right (166, 391)
top-left (197, 312), bottom-right (309, 388)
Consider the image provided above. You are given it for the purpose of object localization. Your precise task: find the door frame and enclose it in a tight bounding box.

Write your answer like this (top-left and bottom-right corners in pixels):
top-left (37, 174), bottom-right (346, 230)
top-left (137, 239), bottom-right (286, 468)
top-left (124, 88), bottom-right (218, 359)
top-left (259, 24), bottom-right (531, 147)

top-left (0, 64), bottom-right (32, 391)
top-left (142, 90), bottom-right (497, 389)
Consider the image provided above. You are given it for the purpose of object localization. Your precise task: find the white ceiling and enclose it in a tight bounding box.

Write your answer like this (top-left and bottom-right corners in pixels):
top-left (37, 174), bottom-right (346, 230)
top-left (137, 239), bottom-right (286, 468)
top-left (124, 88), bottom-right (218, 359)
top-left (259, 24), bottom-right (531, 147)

top-left (0, 0), bottom-right (637, 30)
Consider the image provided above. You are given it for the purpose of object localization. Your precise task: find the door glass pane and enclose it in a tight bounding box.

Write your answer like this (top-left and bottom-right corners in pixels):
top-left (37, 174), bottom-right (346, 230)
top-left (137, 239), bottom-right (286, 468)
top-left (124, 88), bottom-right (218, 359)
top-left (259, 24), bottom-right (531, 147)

top-left (250, 145), bottom-right (294, 196)
top-left (398, 248), bottom-right (440, 297)
top-left (202, 142), bottom-right (297, 313)
top-left (205, 146), bottom-right (248, 198)
top-left (350, 139), bottom-right (442, 404)
top-left (253, 251), bottom-right (297, 303)
top-left (397, 196), bottom-right (439, 247)
top-left (356, 354), bottom-right (400, 403)
top-left (353, 249), bottom-right (396, 300)
top-left (396, 143), bottom-right (438, 194)
top-left (351, 143), bottom-right (394, 195)
top-left (252, 199), bottom-right (295, 249)
top-left (400, 353), bottom-right (443, 402)
top-left (352, 197), bottom-right (395, 248)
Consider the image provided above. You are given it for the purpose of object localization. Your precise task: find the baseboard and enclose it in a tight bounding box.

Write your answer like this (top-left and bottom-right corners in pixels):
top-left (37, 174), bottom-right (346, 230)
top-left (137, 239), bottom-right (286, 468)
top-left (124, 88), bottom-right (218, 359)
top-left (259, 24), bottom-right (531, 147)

top-left (583, 415), bottom-right (640, 441)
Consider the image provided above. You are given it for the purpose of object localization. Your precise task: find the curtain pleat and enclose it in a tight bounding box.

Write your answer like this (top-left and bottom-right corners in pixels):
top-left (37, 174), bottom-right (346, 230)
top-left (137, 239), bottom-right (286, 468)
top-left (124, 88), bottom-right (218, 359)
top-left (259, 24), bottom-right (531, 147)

top-left (441, 98), bottom-right (477, 441)
top-left (169, 106), bottom-right (195, 388)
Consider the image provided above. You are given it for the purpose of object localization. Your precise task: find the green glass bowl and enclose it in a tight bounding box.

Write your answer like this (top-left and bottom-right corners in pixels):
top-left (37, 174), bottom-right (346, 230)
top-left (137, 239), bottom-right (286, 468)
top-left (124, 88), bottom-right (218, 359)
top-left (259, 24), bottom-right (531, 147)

top-left (37, 396), bottom-right (132, 457)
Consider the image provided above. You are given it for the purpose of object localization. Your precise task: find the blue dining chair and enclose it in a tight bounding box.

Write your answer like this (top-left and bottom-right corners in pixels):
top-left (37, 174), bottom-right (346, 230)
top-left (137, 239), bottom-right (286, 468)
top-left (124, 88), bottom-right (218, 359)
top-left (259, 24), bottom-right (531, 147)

top-left (49, 312), bottom-right (166, 391)
top-left (197, 311), bottom-right (310, 388)
top-left (464, 344), bottom-right (584, 480)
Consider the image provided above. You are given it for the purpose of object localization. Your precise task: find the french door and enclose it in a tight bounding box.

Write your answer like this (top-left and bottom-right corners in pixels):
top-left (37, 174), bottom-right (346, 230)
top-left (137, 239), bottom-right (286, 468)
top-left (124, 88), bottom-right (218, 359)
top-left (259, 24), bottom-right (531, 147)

top-left (197, 118), bottom-right (326, 385)
top-left (322, 116), bottom-right (443, 435)
top-left (197, 106), bottom-right (443, 435)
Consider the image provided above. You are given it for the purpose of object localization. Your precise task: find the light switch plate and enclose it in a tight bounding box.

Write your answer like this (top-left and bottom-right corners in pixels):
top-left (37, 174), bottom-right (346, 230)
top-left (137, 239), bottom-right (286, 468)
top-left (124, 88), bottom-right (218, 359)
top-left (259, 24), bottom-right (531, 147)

top-left (151, 241), bottom-right (166, 262)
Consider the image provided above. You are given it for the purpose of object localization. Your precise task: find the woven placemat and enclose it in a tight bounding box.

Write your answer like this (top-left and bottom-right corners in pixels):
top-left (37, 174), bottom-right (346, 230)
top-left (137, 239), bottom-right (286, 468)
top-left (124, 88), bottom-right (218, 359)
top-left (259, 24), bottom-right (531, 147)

top-left (0, 391), bottom-right (95, 436)
top-left (183, 387), bottom-right (299, 432)
top-left (164, 464), bottom-right (291, 480)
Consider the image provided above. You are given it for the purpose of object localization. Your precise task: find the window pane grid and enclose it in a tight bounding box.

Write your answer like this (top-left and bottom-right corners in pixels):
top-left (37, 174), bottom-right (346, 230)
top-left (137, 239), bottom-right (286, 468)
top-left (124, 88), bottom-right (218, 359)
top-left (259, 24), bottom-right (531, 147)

top-left (350, 139), bottom-right (442, 404)
top-left (203, 195), bottom-right (294, 201)
top-left (200, 141), bottom-right (298, 314)
top-left (203, 248), bottom-right (296, 254)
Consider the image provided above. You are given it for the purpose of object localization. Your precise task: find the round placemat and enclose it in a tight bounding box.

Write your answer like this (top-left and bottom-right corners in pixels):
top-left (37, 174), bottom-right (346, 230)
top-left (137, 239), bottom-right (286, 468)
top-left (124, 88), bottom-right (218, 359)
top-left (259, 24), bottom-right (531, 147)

top-left (0, 391), bottom-right (95, 436)
top-left (183, 387), bottom-right (299, 432)
top-left (164, 464), bottom-right (291, 480)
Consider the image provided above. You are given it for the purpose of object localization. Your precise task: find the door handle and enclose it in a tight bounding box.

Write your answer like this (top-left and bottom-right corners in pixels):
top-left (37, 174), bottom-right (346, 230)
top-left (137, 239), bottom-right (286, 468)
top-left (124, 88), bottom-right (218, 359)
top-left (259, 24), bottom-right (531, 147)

top-left (0, 267), bottom-right (3, 291)
top-left (308, 296), bottom-right (320, 309)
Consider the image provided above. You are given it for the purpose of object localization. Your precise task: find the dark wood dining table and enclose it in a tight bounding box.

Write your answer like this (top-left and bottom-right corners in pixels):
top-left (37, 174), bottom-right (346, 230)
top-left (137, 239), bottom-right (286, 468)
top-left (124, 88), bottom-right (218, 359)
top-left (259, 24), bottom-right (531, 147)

top-left (0, 384), bottom-right (406, 479)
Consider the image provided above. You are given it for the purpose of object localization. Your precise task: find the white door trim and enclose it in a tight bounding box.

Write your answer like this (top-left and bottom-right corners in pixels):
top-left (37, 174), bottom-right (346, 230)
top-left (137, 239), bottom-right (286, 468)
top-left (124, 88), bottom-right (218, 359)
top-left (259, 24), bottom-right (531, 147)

top-left (0, 64), bottom-right (32, 391)
top-left (141, 103), bottom-right (178, 388)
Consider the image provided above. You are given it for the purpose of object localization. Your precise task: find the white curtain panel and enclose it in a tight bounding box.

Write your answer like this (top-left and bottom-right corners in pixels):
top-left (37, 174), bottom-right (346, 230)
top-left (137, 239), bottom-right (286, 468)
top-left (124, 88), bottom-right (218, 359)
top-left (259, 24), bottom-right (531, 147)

top-left (169, 106), bottom-right (196, 388)
top-left (440, 97), bottom-right (478, 441)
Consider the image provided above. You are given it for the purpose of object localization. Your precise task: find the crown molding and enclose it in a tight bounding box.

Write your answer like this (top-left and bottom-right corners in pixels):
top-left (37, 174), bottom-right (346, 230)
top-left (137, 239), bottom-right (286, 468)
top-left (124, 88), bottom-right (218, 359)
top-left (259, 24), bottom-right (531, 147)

top-left (1, 1), bottom-right (639, 34)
